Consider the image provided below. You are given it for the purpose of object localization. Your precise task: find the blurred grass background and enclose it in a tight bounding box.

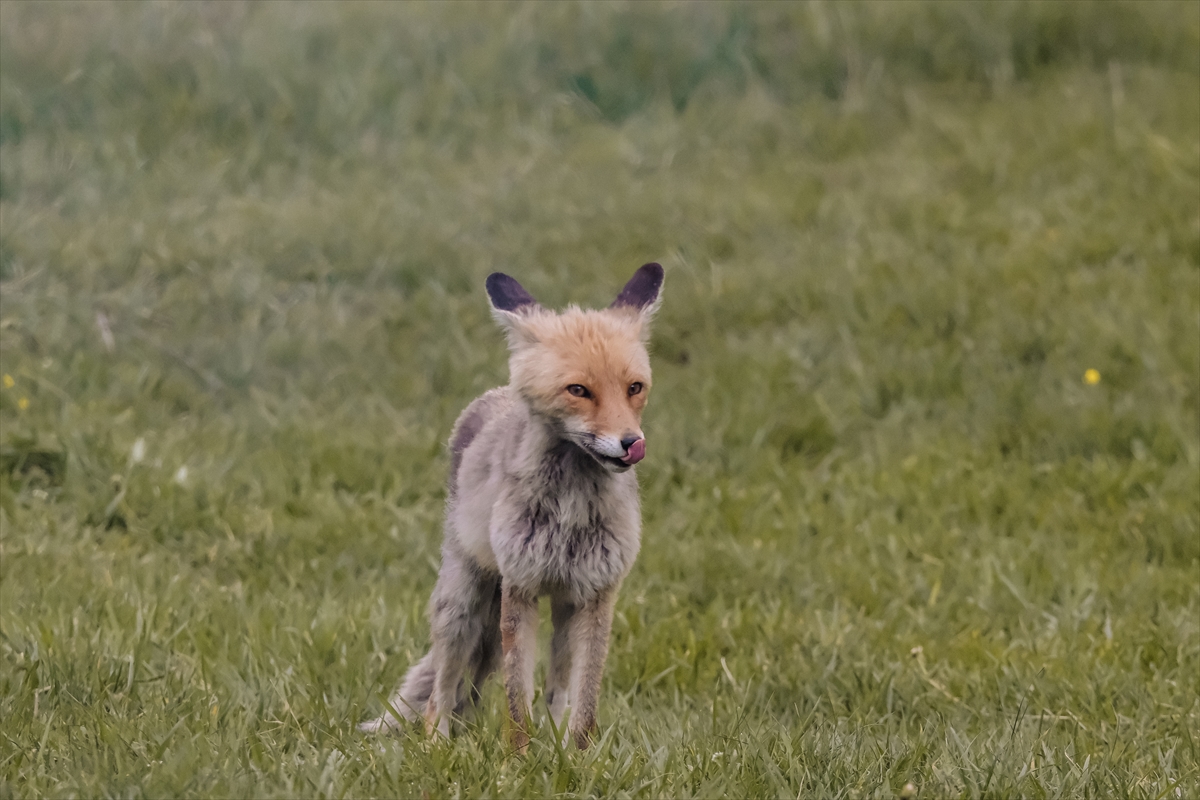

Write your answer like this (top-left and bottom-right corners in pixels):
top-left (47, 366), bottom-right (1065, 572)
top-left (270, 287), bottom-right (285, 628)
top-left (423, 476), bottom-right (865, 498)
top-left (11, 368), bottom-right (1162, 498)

top-left (1, 1), bottom-right (1197, 796)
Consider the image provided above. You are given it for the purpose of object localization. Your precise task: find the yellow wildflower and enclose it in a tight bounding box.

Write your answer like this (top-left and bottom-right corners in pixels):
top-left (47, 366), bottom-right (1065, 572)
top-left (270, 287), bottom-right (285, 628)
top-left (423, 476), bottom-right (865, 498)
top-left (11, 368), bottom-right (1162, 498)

top-left (1084, 368), bottom-right (1101, 385)
top-left (18, 396), bottom-right (29, 410)
top-left (2, 374), bottom-right (13, 388)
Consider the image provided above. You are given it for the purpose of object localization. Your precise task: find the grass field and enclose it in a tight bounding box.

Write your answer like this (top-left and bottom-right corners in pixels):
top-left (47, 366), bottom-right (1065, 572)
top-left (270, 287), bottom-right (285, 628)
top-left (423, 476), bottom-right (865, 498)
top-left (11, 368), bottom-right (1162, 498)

top-left (1, 1), bottom-right (1198, 796)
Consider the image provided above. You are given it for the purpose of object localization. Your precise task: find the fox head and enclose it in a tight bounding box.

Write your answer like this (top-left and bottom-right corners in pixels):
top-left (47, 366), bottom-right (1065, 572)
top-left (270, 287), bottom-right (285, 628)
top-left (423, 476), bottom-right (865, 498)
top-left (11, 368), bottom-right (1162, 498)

top-left (486, 263), bottom-right (664, 473)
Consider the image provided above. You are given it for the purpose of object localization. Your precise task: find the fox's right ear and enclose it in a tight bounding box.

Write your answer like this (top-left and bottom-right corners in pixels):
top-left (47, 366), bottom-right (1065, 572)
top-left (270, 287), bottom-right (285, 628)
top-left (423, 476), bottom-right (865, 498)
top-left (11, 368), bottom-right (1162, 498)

top-left (486, 272), bottom-right (541, 345)
top-left (610, 263), bottom-right (664, 339)
top-left (611, 263), bottom-right (664, 314)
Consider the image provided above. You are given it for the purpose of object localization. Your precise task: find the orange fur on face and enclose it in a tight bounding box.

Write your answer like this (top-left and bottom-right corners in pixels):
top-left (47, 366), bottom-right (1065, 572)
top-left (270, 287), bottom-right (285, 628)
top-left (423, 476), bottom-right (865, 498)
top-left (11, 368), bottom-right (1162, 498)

top-left (506, 306), bottom-right (651, 439)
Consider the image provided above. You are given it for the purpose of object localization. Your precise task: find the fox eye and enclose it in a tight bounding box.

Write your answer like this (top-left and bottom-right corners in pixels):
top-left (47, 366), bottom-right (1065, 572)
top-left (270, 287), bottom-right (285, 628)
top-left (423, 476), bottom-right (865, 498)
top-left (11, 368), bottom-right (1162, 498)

top-left (566, 384), bottom-right (591, 399)
top-left (628, 382), bottom-right (643, 396)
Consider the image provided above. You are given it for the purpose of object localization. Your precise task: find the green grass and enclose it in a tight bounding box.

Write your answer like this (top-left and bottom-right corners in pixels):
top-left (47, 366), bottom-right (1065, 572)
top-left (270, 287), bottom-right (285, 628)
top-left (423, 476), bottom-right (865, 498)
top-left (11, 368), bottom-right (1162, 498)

top-left (1, 1), bottom-right (1198, 796)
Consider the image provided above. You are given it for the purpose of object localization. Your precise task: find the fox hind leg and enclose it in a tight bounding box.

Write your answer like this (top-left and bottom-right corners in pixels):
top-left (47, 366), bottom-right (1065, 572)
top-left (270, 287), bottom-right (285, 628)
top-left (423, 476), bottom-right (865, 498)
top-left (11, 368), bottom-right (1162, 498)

top-left (425, 555), bottom-right (497, 737)
top-left (456, 579), bottom-right (503, 721)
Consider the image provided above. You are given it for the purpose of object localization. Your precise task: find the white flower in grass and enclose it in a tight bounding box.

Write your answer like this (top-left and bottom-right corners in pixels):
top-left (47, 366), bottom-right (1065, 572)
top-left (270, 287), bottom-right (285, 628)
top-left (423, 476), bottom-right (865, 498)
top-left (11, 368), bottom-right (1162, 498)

top-left (130, 437), bottom-right (146, 464)
top-left (174, 465), bottom-right (189, 486)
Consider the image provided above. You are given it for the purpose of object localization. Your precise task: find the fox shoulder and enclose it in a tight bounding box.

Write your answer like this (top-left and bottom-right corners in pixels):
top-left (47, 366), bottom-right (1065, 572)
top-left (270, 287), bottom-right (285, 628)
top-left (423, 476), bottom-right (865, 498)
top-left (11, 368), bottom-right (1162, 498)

top-left (447, 388), bottom-right (512, 496)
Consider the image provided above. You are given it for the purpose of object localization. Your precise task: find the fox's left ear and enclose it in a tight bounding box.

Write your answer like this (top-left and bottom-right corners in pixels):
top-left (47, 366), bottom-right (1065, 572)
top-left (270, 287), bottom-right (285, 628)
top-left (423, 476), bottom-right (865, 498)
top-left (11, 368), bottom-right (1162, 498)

top-left (486, 272), bottom-right (542, 346)
top-left (610, 262), bottom-right (664, 338)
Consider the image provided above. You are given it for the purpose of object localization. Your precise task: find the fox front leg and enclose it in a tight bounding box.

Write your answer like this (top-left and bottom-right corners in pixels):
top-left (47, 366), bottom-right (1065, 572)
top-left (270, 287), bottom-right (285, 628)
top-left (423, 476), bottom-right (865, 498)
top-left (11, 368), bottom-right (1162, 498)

top-left (546, 596), bottom-right (577, 733)
top-left (567, 586), bottom-right (617, 749)
top-left (500, 582), bottom-right (538, 754)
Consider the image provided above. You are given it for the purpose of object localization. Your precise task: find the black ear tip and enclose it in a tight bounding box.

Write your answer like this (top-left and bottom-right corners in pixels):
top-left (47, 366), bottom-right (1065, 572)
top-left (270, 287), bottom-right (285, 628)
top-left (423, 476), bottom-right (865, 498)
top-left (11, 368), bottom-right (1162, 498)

top-left (486, 272), bottom-right (538, 312)
top-left (639, 262), bottom-right (664, 288)
top-left (612, 262), bottom-right (665, 310)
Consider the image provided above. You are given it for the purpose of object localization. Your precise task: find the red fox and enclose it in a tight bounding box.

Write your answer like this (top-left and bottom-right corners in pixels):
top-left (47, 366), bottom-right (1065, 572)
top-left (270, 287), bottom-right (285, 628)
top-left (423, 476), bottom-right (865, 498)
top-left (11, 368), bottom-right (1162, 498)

top-left (360, 263), bottom-right (664, 752)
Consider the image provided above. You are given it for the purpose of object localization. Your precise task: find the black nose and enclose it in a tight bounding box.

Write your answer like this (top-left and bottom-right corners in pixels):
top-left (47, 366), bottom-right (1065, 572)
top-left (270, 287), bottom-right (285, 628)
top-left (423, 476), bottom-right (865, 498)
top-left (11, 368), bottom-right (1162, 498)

top-left (620, 436), bottom-right (641, 452)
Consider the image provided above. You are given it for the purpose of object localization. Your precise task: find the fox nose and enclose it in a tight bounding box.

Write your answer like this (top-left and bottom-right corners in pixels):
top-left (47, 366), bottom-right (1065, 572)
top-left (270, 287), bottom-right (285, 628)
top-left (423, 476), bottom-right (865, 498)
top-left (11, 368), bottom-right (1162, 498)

top-left (620, 436), bottom-right (645, 465)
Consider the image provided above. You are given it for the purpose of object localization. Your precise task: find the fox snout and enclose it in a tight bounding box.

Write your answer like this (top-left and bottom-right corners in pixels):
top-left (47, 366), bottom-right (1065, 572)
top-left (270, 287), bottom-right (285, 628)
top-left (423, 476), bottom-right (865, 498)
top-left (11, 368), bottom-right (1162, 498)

top-left (620, 436), bottom-right (645, 465)
top-left (582, 429), bottom-right (646, 471)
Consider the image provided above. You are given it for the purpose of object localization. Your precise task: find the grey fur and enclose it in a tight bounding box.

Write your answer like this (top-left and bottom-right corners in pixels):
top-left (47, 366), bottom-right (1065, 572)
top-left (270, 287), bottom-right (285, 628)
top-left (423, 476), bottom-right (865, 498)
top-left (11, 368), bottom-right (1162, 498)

top-left (360, 389), bottom-right (642, 738)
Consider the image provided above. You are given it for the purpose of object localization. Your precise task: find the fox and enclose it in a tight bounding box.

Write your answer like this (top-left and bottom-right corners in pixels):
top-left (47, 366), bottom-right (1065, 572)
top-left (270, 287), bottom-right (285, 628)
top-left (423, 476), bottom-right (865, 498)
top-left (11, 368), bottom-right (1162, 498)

top-left (359, 262), bottom-right (664, 752)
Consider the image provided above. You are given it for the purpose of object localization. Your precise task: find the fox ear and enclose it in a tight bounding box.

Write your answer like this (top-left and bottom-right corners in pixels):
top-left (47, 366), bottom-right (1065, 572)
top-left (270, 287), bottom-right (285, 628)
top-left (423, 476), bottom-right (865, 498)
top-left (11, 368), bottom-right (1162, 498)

top-left (486, 272), bottom-right (541, 345)
top-left (611, 263), bottom-right (664, 312)
top-left (486, 273), bottom-right (539, 313)
top-left (610, 263), bottom-right (664, 335)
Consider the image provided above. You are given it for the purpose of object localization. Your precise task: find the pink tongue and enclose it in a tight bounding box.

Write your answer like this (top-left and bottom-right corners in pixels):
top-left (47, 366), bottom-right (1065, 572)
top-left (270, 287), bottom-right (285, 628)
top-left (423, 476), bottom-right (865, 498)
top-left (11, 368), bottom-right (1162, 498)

top-left (622, 438), bottom-right (646, 465)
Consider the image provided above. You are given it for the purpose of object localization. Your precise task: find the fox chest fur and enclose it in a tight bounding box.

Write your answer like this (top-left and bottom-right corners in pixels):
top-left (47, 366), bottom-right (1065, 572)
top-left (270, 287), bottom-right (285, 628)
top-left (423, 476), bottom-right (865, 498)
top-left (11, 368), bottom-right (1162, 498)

top-left (447, 389), bottom-right (642, 604)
